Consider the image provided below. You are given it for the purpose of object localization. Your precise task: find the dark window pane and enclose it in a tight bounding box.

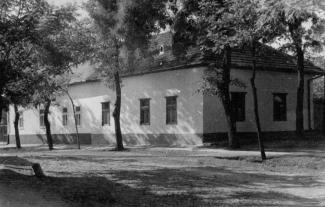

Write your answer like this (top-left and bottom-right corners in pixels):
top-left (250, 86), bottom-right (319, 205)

top-left (140, 99), bottom-right (150, 125)
top-left (40, 109), bottom-right (45, 127)
top-left (63, 114), bottom-right (68, 126)
top-left (273, 93), bottom-right (287, 121)
top-left (19, 112), bottom-right (24, 128)
top-left (1, 111), bottom-right (7, 125)
top-left (166, 96), bottom-right (177, 124)
top-left (102, 102), bottom-right (109, 110)
top-left (102, 102), bottom-right (110, 126)
top-left (75, 114), bottom-right (81, 126)
top-left (231, 92), bottom-right (246, 122)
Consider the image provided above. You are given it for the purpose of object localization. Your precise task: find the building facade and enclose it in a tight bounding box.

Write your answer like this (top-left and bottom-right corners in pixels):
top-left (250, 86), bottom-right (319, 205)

top-left (4, 33), bottom-right (322, 146)
top-left (6, 66), bottom-right (318, 146)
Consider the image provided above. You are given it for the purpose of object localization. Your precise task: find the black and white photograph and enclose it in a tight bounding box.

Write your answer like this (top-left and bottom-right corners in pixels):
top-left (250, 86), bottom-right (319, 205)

top-left (1, 0), bottom-right (325, 206)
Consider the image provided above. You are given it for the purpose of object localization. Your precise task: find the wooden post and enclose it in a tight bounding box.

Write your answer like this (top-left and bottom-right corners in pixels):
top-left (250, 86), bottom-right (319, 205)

top-left (32, 163), bottom-right (45, 178)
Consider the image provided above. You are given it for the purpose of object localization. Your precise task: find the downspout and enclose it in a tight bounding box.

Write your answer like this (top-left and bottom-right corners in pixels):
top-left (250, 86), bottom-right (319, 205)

top-left (307, 74), bottom-right (323, 131)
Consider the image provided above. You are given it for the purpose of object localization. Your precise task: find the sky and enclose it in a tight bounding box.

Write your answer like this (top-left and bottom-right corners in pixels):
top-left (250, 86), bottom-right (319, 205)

top-left (46, 0), bottom-right (86, 6)
top-left (46, 0), bottom-right (88, 18)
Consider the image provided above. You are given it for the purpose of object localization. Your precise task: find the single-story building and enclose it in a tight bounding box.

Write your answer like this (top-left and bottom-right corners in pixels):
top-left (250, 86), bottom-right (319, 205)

top-left (2, 32), bottom-right (323, 146)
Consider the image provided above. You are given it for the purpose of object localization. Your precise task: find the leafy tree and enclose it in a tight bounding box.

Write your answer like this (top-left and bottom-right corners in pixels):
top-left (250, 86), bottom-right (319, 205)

top-left (6, 73), bottom-right (36, 149)
top-left (60, 81), bottom-right (82, 150)
top-left (31, 6), bottom-right (93, 150)
top-left (171, 0), bottom-right (241, 148)
top-left (86, 0), bottom-right (170, 151)
top-left (260, 0), bottom-right (325, 138)
top-left (0, 0), bottom-right (47, 122)
top-left (223, 0), bottom-right (268, 159)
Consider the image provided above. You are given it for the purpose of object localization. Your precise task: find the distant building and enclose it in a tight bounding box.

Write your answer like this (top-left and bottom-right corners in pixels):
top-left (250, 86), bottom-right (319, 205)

top-left (4, 32), bottom-right (323, 146)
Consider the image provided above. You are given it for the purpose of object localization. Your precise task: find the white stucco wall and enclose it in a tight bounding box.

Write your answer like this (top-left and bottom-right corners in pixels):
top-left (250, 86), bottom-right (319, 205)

top-left (8, 67), bottom-right (204, 145)
top-left (203, 69), bottom-right (314, 133)
top-left (7, 66), bottom-right (316, 145)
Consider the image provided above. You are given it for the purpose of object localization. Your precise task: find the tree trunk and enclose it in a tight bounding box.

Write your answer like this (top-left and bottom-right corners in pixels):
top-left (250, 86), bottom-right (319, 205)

top-left (250, 43), bottom-right (266, 160)
top-left (220, 46), bottom-right (239, 149)
top-left (0, 98), bottom-right (2, 122)
top-left (289, 24), bottom-right (305, 138)
top-left (0, 62), bottom-right (7, 124)
top-left (14, 104), bottom-right (21, 149)
top-left (66, 91), bottom-right (80, 149)
top-left (296, 47), bottom-right (305, 138)
top-left (323, 75), bottom-right (325, 135)
top-left (112, 71), bottom-right (124, 151)
top-left (44, 100), bottom-right (53, 150)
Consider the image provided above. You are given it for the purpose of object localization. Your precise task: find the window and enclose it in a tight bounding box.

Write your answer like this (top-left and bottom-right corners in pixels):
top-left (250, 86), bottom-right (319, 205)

top-left (159, 45), bottom-right (164, 55)
top-left (75, 106), bottom-right (81, 126)
top-left (166, 96), bottom-right (177, 125)
top-left (102, 102), bottom-right (110, 126)
top-left (19, 112), bottom-right (24, 129)
top-left (0, 110), bottom-right (7, 125)
top-left (231, 92), bottom-right (246, 122)
top-left (140, 99), bottom-right (150, 125)
top-left (273, 93), bottom-right (287, 121)
top-left (62, 107), bottom-right (68, 126)
top-left (40, 109), bottom-right (45, 127)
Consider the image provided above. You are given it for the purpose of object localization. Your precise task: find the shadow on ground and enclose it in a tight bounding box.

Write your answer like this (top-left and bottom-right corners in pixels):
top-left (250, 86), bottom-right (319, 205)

top-left (106, 167), bottom-right (321, 207)
top-left (0, 169), bottom-right (216, 207)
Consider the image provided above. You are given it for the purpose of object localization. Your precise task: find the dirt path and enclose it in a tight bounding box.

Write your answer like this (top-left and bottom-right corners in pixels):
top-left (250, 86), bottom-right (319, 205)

top-left (1, 146), bottom-right (325, 206)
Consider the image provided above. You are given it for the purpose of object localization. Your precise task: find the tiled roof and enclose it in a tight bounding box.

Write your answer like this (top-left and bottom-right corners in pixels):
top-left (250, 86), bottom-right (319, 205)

top-left (70, 32), bottom-right (323, 85)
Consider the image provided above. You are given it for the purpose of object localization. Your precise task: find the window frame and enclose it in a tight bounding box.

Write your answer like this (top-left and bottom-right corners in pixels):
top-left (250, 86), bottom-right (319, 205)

top-left (19, 111), bottom-right (24, 129)
top-left (74, 106), bottom-right (81, 126)
top-left (101, 102), bottom-right (110, 126)
top-left (231, 92), bottom-right (246, 122)
top-left (39, 109), bottom-right (45, 128)
top-left (159, 45), bottom-right (165, 55)
top-left (62, 107), bottom-right (68, 126)
top-left (273, 93), bottom-right (287, 122)
top-left (0, 110), bottom-right (7, 125)
top-left (166, 96), bottom-right (177, 125)
top-left (140, 98), bottom-right (150, 125)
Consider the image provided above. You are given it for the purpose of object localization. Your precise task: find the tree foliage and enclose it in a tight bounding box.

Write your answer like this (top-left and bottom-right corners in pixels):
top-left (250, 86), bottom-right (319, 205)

top-left (86, 0), bottom-right (170, 150)
top-left (171, 0), bottom-right (243, 148)
top-left (0, 0), bottom-right (93, 150)
top-left (260, 0), bottom-right (325, 137)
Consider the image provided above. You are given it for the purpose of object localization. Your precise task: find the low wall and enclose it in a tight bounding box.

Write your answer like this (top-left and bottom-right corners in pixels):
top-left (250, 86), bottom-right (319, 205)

top-left (9, 134), bottom-right (92, 145)
top-left (8, 133), bottom-right (204, 147)
top-left (203, 130), bottom-right (320, 145)
top-left (91, 133), bottom-right (204, 147)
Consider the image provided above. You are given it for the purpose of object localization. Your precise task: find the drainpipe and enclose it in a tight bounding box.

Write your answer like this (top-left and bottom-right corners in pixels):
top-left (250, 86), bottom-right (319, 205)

top-left (307, 74), bottom-right (324, 131)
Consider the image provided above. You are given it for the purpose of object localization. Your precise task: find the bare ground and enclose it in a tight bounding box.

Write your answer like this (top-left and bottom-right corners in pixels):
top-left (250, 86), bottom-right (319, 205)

top-left (0, 141), bottom-right (325, 207)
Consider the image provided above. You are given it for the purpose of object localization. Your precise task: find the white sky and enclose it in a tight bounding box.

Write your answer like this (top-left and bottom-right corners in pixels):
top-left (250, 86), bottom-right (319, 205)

top-left (46, 0), bottom-right (86, 6)
top-left (46, 0), bottom-right (88, 18)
